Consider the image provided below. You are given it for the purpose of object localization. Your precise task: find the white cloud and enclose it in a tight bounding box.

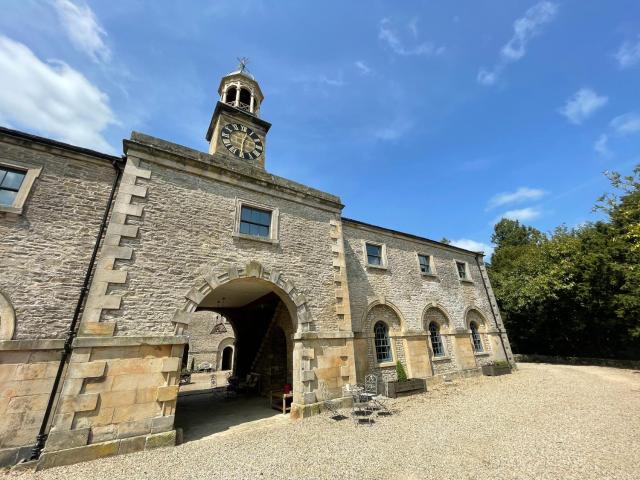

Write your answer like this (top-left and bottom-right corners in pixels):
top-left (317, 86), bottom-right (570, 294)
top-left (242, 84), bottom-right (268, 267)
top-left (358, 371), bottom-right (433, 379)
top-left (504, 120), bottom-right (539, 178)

top-left (378, 18), bottom-right (445, 57)
top-left (52, 0), bottom-right (111, 63)
top-left (610, 112), bottom-right (640, 136)
top-left (451, 239), bottom-right (494, 256)
top-left (559, 88), bottom-right (608, 125)
top-left (494, 207), bottom-right (542, 224)
top-left (477, 1), bottom-right (558, 86)
top-left (594, 134), bottom-right (611, 157)
top-left (615, 36), bottom-right (640, 69)
top-left (0, 35), bottom-right (118, 153)
top-left (487, 187), bottom-right (547, 209)
top-left (355, 61), bottom-right (372, 75)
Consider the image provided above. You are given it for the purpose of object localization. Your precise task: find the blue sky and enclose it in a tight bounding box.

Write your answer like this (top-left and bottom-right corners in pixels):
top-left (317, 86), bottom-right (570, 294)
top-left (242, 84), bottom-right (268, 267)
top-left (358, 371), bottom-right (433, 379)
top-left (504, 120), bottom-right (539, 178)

top-left (1, 1), bottom-right (640, 255)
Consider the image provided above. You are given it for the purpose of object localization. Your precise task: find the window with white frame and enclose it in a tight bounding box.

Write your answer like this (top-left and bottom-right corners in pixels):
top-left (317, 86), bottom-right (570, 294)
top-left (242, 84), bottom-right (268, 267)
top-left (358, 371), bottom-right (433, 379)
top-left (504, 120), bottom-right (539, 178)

top-left (456, 261), bottom-right (469, 280)
top-left (366, 243), bottom-right (383, 267)
top-left (239, 205), bottom-right (271, 237)
top-left (0, 163), bottom-right (41, 215)
top-left (428, 321), bottom-right (445, 357)
top-left (373, 321), bottom-right (392, 362)
top-left (234, 199), bottom-right (279, 242)
top-left (0, 167), bottom-right (26, 206)
top-left (418, 254), bottom-right (433, 275)
top-left (470, 321), bottom-right (483, 352)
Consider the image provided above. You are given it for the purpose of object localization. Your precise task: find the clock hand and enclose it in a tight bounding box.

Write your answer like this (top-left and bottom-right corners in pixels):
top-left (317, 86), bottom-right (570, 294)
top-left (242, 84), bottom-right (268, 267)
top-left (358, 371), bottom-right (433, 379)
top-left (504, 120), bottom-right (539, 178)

top-left (240, 133), bottom-right (248, 154)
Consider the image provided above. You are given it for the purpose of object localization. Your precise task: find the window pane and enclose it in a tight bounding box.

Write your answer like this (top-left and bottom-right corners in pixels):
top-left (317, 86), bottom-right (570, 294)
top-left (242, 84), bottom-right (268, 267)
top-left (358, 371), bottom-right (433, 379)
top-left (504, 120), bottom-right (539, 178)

top-left (457, 262), bottom-right (467, 279)
top-left (374, 322), bottom-right (392, 362)
top-left (368, 255), bottom-right (381, 265)
top-left (366, 244), bottom-right (381, 256)
top-left (419, 255), bottom-right (431, 273)
top-left (240, 207), bottom-right (252, 222)
top-left (1, 170), bottom-right (25, 190)
top-left (239, 222), bottom-right (249, 235)
top-left (0, 189), bottom-right (17, 206)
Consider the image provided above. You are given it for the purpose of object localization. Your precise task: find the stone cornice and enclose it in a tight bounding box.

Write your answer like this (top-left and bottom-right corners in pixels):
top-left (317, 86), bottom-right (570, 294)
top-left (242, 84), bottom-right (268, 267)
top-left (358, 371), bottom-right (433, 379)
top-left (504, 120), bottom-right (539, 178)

top-left (125, 132), bottom-right (344, 213)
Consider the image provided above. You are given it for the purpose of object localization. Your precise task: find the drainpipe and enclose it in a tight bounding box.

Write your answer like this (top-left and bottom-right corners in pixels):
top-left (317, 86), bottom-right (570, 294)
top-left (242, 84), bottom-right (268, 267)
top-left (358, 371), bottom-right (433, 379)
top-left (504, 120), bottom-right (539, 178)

top-left (30, 157), bottom-right (123, 461)
top-left (475, 254), bottom-right (510, 363)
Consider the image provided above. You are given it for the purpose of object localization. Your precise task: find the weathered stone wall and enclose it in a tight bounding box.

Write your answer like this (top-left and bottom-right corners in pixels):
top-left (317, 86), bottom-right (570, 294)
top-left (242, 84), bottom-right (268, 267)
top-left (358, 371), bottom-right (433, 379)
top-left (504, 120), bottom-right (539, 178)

top-left (182, 311), bottom-right (235, 370)
top-left (0, 133), bottom-right (117, 339)
top-left (42, 337), bottom-right (184, 463)
top-left (343, 221), bottom-right (513, 377)
top-left (98, 140), bottom-right (341, 337)
top-left (0, 339), bottom-right (63, 466)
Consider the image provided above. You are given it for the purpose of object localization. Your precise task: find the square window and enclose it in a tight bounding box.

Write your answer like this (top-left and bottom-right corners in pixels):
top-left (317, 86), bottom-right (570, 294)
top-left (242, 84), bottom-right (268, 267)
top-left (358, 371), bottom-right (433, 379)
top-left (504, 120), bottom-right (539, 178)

top-left (239, 205), bottom-right (271, 238)
top-left (0, 167), bottom-right (26, 206)
top-left (418, 254), bottom-right (432, 274)
top-left (456, 261), bottom-right (468, 280)
top-left (366, 243), bottom-right (382, 266)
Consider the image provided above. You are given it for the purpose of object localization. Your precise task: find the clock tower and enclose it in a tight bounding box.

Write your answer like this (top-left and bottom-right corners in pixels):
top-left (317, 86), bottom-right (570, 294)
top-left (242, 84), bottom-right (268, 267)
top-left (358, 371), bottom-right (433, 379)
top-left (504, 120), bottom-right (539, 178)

top-left (206, 60), bottom-right (271, 170)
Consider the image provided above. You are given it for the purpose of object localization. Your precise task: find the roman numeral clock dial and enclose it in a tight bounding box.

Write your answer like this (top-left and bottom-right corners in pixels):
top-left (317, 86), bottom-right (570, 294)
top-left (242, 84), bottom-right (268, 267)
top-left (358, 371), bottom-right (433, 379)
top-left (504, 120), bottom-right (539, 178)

top-left (220, 123), bottom-right (263, 161)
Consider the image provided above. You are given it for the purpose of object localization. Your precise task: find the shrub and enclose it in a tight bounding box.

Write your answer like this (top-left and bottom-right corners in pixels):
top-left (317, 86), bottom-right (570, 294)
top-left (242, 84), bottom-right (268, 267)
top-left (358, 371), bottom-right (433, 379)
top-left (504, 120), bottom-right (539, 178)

top-left (395, 361), bottom-right (408, 381)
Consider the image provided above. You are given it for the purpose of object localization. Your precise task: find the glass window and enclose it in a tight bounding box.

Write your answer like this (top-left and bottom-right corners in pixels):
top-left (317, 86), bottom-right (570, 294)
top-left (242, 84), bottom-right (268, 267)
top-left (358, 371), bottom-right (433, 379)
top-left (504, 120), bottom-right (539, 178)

top-left (366, 243), bottom-right (382, 266)
top-left (418, 255), bottom-right (431, 274)
top-left (470, 322), bottom-right (483, 352)
top-left (239, 206), bottom-right (271, 238)
top-left (456, 261), bottom-right (467, 280)
top-left (0, 167), bottom-right (26, 206)
top-left (429, 322), bottom-right (445, 357)
top-left (374, 321), bottom-right (392, 362)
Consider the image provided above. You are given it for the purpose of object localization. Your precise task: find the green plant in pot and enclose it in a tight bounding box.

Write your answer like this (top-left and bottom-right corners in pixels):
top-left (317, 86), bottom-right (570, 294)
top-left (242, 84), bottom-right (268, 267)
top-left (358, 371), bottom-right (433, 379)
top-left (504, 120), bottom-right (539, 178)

top-left (396, 360), bottom-right (408, 381)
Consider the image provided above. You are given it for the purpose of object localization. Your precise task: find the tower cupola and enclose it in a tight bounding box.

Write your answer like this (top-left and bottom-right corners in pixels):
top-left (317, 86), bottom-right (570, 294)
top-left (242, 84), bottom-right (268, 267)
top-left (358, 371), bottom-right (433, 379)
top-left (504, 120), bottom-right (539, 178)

top-left (217, 58), bottom-right (264, 116)
top-left (206, 59), bottom-right (271, 170)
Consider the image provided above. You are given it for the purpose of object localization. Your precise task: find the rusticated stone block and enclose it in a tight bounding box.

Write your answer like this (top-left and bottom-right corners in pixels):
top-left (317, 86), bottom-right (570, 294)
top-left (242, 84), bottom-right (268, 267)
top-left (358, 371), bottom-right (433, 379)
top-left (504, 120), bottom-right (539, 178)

top-left (44, 428), bottom-right (90, 451)
top-left (67, 361), bottom-right (106, 379)
top-left (116, 419), bottom-right (151, 439)
top-left (37, 439), bottom-right (119, 470)
top-left (58, 393), bottom-right (99, 414)
top-left (150, 415), bottom-right (175, 433)
top-left (156, 386), bottom-right (178, 402)
top-left (144, 430), bottom-right (176, 450)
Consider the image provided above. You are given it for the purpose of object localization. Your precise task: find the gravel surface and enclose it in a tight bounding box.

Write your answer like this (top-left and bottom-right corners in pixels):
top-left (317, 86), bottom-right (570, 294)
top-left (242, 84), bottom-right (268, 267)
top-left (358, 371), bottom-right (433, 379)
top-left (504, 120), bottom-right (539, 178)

top-left (5, 363), bottom-right (640, 480)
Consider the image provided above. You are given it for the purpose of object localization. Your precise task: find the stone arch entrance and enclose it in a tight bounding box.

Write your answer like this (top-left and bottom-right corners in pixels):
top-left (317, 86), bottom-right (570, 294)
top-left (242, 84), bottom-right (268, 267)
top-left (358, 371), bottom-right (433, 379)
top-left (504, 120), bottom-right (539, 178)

top-left (174, 262), bottom-right (301, 440)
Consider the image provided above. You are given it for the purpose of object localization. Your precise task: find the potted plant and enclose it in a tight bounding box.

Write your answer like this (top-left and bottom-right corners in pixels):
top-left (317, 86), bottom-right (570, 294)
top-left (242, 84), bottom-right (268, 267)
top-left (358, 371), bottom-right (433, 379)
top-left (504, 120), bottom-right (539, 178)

top-left (481, 360), bottom-right (512, 376)
top-left (384, 361), bottom-right (427, 398)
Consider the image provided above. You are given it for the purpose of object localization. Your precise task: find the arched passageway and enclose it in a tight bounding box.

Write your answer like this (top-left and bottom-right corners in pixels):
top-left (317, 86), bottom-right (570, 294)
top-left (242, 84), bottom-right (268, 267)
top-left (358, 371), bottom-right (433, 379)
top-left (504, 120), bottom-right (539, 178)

top-left (221, 346), bottom-right (233, 371)
top-left (175, 275), bottom-right (295, 441)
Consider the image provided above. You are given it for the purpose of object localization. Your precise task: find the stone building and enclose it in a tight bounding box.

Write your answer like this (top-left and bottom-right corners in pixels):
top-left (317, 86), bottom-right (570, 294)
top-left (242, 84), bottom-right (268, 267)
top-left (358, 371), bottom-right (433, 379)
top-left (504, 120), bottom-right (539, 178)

top-left (0, 65), bottom-right (514, 469)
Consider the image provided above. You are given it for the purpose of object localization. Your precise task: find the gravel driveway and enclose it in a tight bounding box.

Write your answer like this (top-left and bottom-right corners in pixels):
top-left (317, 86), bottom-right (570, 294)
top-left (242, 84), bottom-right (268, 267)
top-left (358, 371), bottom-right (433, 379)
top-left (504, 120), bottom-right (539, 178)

top-left (5, 363), bottom-right (640, 480)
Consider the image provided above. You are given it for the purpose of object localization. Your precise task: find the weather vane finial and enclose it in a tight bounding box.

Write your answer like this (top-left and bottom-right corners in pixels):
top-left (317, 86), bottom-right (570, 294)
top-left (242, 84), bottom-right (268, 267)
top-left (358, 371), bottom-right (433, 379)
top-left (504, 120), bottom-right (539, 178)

top-left (237, 57), bottom-right (249, 73)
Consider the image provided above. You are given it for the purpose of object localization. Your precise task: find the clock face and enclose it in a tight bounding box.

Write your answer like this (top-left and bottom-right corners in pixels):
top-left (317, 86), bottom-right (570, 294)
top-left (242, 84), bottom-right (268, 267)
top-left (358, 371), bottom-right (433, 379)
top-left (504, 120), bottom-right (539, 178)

top-left (220, 123), bottom-right (263, 161)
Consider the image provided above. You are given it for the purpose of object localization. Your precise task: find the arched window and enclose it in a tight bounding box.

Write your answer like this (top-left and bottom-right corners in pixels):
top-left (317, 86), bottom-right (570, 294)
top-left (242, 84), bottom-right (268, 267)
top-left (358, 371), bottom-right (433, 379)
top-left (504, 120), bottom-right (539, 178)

top-left (470, 321), bottom-right (483, 352)
top-left (225, 86), bottom-right (237, 104)
top-left (428, 322), bottom-right (444, 357)
top-left (374, 321), bottom-right (392, 363)
top-left (239, 88), bottom-right (251, 108)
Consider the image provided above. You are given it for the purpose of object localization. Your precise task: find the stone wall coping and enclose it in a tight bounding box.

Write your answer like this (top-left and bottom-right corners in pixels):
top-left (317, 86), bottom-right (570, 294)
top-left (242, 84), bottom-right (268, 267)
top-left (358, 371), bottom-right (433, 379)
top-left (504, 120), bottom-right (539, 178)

top-left (293, 331), bottom-right (354, 340)
top-left (73, 335), bottom-right (188, 348)
top-left (0, 339), bottom-right (65, 351)
top-left (125, 132), bottom-right (344, 212)
top-left (342, 217), bottom-right (482, 259)
top-left (0, 126), bottom-right (121, 167)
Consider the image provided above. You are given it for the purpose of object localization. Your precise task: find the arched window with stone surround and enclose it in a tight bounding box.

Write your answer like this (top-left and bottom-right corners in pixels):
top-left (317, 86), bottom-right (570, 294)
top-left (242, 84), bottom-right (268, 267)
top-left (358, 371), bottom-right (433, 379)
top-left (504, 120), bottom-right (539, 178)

top-left (428, 321), bottom-right (445, 357)
top-left (470, 321), bottom-right (483, 352)
top-left (239, 87), bottom-right (252, 111)
top-left (374, 321), bottom-right (392, 363)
